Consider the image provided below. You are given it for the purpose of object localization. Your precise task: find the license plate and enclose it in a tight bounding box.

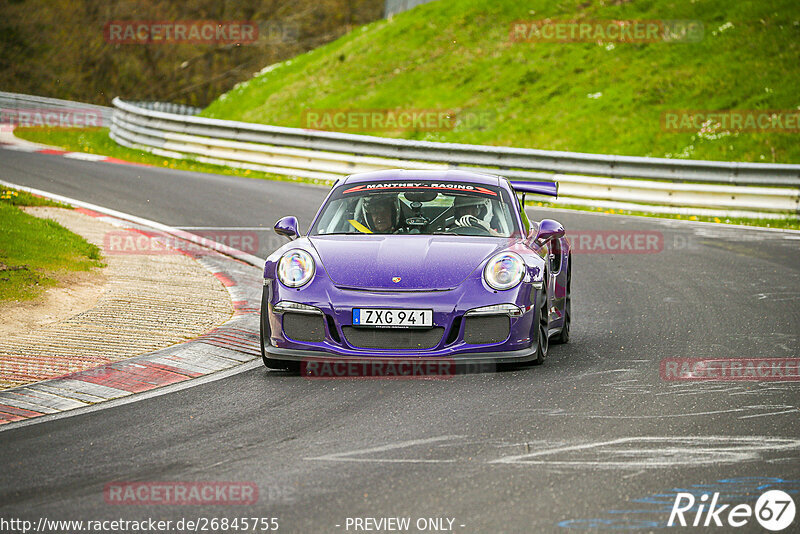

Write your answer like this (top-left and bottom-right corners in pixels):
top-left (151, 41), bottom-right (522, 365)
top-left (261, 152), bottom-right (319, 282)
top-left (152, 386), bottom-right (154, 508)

top-left (352, 308), bottom-right (433, 328)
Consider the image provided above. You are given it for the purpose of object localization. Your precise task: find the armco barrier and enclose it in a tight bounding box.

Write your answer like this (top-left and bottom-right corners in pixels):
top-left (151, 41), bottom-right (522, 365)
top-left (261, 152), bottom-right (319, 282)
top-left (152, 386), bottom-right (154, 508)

top-left (0, 91), bottom-right (114, 127)
top-left (2, 93), bottom-right (797, 218)
top-left (109, 98), bottom-right (799, 218)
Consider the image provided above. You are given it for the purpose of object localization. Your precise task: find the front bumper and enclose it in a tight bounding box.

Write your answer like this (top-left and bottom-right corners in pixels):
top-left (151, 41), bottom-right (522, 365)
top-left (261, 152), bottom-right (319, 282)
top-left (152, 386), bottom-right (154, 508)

top-left (261, 273), bottom-right (543, 361)
top-left (263, 345), bottom-right (538, 364)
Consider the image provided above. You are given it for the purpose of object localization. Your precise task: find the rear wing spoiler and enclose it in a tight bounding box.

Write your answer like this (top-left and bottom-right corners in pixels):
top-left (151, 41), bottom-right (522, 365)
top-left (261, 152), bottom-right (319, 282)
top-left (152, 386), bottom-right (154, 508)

top-left (510, 181), bottom-right (558, 198)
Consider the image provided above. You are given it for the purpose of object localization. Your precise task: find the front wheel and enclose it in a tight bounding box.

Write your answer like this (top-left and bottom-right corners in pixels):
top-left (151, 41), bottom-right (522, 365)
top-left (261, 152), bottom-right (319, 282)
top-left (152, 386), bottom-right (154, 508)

top-left (552, 262), bottom-right (571, 345)
top-left (531, 288), bottom-right (549, 365)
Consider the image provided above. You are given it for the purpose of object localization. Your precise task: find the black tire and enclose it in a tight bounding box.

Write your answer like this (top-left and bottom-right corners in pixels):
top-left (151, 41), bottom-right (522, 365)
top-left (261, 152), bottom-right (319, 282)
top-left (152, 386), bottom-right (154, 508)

top-left (531, 287), bottom-right (549, 365)
top-left (552, 261), bottom-right (571, 345)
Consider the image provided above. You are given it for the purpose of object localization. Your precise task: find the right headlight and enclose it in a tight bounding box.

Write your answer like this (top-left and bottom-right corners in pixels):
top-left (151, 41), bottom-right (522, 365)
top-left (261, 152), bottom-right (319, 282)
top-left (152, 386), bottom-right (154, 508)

top-left (483, 252), bottom-right (525, 291)
top-left (277, 249), bottom-right (315, 288)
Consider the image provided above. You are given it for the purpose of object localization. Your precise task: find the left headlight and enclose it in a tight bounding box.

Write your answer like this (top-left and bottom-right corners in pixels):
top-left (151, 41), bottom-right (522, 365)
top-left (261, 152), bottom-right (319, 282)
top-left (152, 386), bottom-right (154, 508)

top-left (483, 252), bottom-right (525, 291)
top-left (277, 249), bottom-right (315, 288)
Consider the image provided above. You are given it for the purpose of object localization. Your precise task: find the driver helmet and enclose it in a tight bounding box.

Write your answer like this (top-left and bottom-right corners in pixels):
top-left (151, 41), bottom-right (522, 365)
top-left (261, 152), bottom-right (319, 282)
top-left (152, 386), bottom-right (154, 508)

top-left (453, 194), bottom-right (490, 219)
top-left (361, 194), bottom-right (399, 231)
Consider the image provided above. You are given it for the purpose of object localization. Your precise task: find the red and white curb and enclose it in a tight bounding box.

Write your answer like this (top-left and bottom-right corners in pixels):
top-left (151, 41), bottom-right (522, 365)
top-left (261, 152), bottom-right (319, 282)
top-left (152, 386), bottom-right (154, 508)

top-left (2, 145), bottom-right (151, 166)
top-left (0, 128), bottom-right (153, 167)
top-left (0, 181), bottom-right (266, 430)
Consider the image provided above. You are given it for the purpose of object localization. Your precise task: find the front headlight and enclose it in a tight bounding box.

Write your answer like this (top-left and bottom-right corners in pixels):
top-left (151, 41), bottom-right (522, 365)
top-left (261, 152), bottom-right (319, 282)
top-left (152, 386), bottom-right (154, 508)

top-left (277, 249), bottom-right (315, 288)
top-left (483, 252), bottom-right (525, 291)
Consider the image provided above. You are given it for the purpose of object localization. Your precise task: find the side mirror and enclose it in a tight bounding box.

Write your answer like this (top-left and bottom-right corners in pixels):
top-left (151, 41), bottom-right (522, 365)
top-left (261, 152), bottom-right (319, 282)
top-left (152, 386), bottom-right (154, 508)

top-left (533, 218), bottom-right (564, 245)
top-left (274, 216), bottom-right (299, 240)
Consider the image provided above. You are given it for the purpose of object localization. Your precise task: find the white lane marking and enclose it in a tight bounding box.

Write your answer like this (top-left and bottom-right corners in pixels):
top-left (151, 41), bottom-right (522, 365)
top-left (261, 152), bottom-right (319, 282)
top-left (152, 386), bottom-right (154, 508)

top-left (490, 436), bottom-right (800, 468)
top-left (63, 152), bottom-right (108, 161)
top-left (622, 469), bottom-right (646, 479)
top-left (308, 435), bottom-right (800, 468)
top-left (0, 360), bottom-right (262, 433)
top-left (573, 368), bottom-right (633, 377)
top-left (738, 409), bottom-right (800, 419)
top-left (1, 144), bottom-right (39, 152)
top-left (755, 291), bottom-right (800, 301)
top-left (523, 405), bottom-right (800, 420)
top-left (305, 435), bottom-right (464, 463)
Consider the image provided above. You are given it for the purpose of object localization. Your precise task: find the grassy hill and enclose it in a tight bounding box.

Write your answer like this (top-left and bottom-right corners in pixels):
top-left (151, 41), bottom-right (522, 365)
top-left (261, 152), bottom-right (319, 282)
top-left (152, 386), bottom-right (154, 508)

top-left (201, 0), bottom-right (800, 163)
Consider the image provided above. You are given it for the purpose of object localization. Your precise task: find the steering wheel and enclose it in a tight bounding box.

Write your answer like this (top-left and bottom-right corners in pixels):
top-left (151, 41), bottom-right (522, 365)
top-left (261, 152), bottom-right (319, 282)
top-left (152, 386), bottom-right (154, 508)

top-left (448, 226), bottom-right (491, 236)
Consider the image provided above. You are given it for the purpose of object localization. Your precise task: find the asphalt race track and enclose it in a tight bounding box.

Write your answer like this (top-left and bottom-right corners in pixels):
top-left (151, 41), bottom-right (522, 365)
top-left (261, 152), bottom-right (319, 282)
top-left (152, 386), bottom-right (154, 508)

top-left (1, 149), bottom-right (799, 532)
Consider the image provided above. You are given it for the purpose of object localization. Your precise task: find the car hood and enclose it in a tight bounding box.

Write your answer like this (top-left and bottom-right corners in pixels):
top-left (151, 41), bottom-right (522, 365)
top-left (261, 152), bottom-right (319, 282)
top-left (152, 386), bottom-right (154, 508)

top-left (309, 235), bottom-right (510, 290)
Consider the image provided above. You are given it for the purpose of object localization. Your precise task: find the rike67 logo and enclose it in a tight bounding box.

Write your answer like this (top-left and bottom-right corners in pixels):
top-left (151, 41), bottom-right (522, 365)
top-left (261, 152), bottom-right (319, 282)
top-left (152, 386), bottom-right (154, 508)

top-left (669, 490), bottom-right (795, 530)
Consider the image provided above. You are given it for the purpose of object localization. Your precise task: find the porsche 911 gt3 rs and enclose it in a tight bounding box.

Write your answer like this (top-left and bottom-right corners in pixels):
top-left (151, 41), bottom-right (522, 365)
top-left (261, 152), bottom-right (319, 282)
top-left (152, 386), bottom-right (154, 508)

top-left (260, 169), bottom-right (571, 371)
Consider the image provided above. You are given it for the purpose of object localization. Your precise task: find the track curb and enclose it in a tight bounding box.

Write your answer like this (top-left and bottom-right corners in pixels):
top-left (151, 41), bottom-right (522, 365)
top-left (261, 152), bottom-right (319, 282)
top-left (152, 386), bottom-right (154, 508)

top-left (0, 181), bottom-right (266, 430)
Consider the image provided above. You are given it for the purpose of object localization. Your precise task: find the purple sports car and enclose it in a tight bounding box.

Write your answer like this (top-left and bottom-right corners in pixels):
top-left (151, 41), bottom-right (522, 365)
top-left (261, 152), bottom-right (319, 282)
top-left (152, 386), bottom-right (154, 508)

top-left (260, 170), bottom-right (571, 371)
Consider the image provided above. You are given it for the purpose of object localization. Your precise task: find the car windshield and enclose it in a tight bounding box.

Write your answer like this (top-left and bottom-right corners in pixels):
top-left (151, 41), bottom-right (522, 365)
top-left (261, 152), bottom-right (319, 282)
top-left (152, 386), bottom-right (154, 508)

top-left (310, 181), bottom-right (520, 237)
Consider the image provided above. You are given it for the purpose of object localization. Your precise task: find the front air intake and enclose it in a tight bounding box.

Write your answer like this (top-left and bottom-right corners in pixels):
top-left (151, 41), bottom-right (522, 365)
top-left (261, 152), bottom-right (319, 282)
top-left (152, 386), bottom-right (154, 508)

top-left (342, 327), bottom-right (444, 350)
top-left (283, 312), bottom-right (326, 342)
top-left (463, 316), bottom-right (510, 345)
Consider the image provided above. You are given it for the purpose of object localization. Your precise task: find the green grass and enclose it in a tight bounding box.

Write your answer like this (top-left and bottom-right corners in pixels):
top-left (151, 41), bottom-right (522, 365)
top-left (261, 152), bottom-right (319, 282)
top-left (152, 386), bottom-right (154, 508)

top-left (0, 188), bottom-right (69, 208)
top-left (0, 189), bottom-right (104, 302)
top-left (13, 127), bottom-right (332, 187)
top-left (201, 0), bottom-right (800, 163)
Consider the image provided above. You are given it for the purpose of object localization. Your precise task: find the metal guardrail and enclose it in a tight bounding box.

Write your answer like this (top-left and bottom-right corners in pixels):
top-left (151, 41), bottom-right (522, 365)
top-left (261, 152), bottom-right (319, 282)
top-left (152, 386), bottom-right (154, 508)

top-left (110, 98), bottom-right (799, 218)
top-left (0, 92), bottom-right (795, 218)
top-left (0, 91), bottom-right (114, 126)
top-left (124, 101), bottom-right (201, 116)
top-left (384, 0), bottom-right (440, 18)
